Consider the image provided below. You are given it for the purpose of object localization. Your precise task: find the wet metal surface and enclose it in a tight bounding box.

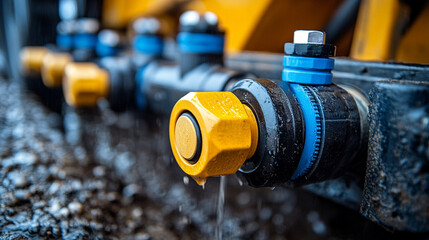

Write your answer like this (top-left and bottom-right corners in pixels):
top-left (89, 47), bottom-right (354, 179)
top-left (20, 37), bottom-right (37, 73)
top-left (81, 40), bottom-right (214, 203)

top-left (362, 80), bottom-right (429, 232)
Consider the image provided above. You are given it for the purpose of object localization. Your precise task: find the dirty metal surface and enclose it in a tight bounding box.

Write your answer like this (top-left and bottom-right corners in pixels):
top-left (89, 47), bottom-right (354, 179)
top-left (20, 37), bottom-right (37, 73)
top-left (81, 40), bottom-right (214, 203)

top-left (0, 77), bottom-right (426, 239)
top-left (362, 80), bottom-right (429, 232)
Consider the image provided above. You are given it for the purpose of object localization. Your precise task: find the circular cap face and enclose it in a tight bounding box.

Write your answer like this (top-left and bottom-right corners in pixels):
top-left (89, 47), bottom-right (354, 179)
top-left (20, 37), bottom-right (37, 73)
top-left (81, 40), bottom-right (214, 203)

top-left (175, 114), bottom-right (199, 160)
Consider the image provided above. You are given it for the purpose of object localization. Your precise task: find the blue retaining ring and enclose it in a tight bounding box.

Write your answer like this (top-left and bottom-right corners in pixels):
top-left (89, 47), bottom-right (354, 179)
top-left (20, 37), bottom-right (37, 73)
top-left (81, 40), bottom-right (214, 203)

top-left (56, 34), bottom-right (74, 49)
top-left (133, 35), bottom-right (164, 55)
top-left (282, 55), bottom-right (334, 85)
top-left (289, 84), bottom-right (322, 179)
top-left (177, 32), bottom-right (224, 54)
top-left (96, 41), bottom-right (119, 57)
top-left (73, 33), bottom-right (97, 50)
top-left (135, 66), bottom-right (148, 110)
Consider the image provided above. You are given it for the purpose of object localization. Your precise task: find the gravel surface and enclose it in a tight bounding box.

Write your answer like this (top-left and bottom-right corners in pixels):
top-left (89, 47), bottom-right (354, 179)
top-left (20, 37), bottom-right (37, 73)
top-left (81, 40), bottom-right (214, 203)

top-left (0, 80), bottom-right (204, 239)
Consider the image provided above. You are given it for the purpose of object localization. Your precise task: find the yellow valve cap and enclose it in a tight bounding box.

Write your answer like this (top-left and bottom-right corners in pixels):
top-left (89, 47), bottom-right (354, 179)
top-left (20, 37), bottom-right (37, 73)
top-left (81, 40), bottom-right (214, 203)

top-left (41, 52), bottom-right (73, 88)
top-left (63, 62), bottom-right (109, 107)
top-left (170, 92), bottom-right (259, 186)
top-left (20, 47), bottom-right (49, 76)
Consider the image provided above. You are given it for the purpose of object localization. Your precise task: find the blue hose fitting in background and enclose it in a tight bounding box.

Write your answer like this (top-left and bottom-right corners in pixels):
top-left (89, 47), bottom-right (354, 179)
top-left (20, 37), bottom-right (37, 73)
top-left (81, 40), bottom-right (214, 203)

top-left (177, 32), bottom-right (224, 54)
top-left (56, 34), bottom-right (74, 50)
top-left (133, 35), bottom-right (164, 55)
top-left (73, 33), bottom-right (97, 50)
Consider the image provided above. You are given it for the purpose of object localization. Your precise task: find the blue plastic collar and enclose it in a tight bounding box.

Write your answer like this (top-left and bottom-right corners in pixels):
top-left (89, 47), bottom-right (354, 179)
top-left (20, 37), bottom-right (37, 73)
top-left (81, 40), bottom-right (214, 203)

top-left (133, 35), bottom-right (164, 55)
top-left (290, 84), bottom-right (322, 179)
top-left (96, 41), bottom-right (119, 57)
top-left (56, 34), bottom-right (73, 49)
top-left (177, 32), bottom-right (224, 54)
top-left (74, 33), bottom-right (97, 50)
top-left (282, 55), bottom-right (334, 85)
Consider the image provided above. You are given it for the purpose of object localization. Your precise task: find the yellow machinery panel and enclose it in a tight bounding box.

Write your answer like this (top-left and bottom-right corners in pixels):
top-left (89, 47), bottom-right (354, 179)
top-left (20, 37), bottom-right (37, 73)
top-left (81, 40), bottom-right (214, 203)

top-left (396, 3), bottom-right (429, 64)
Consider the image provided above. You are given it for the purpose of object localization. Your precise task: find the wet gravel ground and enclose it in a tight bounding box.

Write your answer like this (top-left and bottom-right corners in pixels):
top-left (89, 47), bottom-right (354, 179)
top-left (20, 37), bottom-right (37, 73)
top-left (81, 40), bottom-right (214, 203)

top-left (0, 80), bottom-right (206, 239)
top-left (0, 77), bottom-right (427, 239)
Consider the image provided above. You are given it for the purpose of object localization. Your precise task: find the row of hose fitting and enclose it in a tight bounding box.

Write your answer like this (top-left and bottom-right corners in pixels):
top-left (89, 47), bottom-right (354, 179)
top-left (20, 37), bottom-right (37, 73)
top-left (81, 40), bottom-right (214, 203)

top-left (20, 17), bottom-right (122, 89)
top-left (170, 30), bottom-right (368, 187)
top-left (19, 16), bottom-right (164, 112)
top-left (137, 11), bottom-right (253, 114)
top-left (58, 11), bottom-right (251, 115)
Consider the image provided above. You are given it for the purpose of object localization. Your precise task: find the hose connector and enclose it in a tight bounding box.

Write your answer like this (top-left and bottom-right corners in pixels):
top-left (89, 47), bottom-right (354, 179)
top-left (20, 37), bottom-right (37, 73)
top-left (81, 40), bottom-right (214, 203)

top-left (170, 92), bottom-right (258, 185)
top-left (41, 52), bottom-right (73, 87)
top-left (63, 63), bottom-right (109, 107)
top-left (20, 47), bottom-right (49, 76)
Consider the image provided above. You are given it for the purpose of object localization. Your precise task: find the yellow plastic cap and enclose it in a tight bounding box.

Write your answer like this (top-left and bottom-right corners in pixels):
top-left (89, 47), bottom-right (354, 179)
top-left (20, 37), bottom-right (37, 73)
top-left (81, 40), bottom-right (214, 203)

top-left (41, 52), bottom-right (73, 88)
top-left (63, 63), bottom-right (109, 107)
top-left (20, 47), bottom-right (49, 76)
top-left (170, 92), bottom-right (258, 185)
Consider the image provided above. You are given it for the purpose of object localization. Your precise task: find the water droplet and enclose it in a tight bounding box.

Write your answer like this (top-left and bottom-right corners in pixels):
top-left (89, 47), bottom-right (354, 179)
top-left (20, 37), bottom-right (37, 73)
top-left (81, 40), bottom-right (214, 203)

top-left (183, 176), bottom-right (189, 185)
top-left (216, 175), bottom-right (227, 240)
top-left (235, 175), bottom-right (243, 186)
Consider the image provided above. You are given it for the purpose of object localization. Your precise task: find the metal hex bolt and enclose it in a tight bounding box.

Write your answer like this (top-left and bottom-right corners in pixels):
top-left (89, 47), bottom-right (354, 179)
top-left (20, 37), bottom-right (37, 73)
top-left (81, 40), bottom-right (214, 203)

top-left (180, 11), bottom-right (200, 26)
top-left (57, 20), bottom-right (76, 35)
top-left (133, 17), bottom-right (161, 35)
top-left (98, 30), bottom-right (121, 47)
top-left (204, 12), bottom-right (218, 26)
top-left (76, 18), bottom-right (99, 34)
top-left (294, 30), bottom-right (326, 44)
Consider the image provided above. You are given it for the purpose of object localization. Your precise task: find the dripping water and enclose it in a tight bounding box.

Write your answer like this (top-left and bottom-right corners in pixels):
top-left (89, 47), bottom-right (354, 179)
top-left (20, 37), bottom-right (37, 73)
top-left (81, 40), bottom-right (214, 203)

top-left (215, 175), bottom-right (226, 240)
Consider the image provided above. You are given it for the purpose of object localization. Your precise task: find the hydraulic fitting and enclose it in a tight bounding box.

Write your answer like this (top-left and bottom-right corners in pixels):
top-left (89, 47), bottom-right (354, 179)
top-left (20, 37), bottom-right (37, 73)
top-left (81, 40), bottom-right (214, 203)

top-left (136, 11), bottom-right (251, 114)
top-left (96, 29), bottom-right (125, 57)
top-left (171, 30), bottom-right (367, 187)
top-left (178, 11), bottom-right (224, 76)
top-left (20, 46), bottom-right (67, 113)
top-left (62, 17), bottom-right (166, 111)
top-left (74, 18), bottom-right (99, 49)
top-left (170, 92), bottom-right (258, 185)
top-left (20, 47), bottom-right (49, 76)
top-left (63, 62), bottom-right (109, 107)
top-left (41, 51), bottom-right (73, 87)
top-left (73, 18), bottom-right (99, 62)
top-left (56, 20), bottom-right (76, 50)
top-left (283, 30), bottom-right (335, 85)
top-left (132, 17), bottom-right (164, 56)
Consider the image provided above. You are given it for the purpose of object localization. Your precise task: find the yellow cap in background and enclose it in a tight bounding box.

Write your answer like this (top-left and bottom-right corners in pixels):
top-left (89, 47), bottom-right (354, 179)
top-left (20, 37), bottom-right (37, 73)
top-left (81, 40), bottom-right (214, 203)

top-left (20, 47), bottom-right (49, 76)
top-left (41, 52), bottom-right (73, 88)
top-left (63, 63), bottom-right (109, 107)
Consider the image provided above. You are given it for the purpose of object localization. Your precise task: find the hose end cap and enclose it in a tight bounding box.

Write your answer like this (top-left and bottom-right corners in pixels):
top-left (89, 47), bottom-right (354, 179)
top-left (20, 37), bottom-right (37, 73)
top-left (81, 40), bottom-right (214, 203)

top-left (63, 62), bottom-right (109, 107)
top-left (20, 47), bottom-right (49, 76)
top-left (41, 52), bottom-right (73, 87)
top-left (170, 92), bottom-right (258, 185)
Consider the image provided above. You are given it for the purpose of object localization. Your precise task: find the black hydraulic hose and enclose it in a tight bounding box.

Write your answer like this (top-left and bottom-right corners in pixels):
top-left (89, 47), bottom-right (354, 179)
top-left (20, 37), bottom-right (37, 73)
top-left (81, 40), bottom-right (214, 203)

top-left (324, 0), bottom-right (361, 44)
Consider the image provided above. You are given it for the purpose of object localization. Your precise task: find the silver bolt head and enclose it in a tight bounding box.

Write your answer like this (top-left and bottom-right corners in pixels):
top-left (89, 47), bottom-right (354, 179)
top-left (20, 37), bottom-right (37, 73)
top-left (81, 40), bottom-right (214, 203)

top-left (57, 20), bottom-right (76, 34)
top-left (133, 17), bottom-right (161, 35)
top-left (204, 12), bottom-right (218, 26)
top-left (180, 11), bottom-right (200, 26)
top-left (294, 30), bottom-right (325, 44)
top-left (98, 30), bottom-right (121, 47)
top-left (76, 18), bottom-right (100, 34)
